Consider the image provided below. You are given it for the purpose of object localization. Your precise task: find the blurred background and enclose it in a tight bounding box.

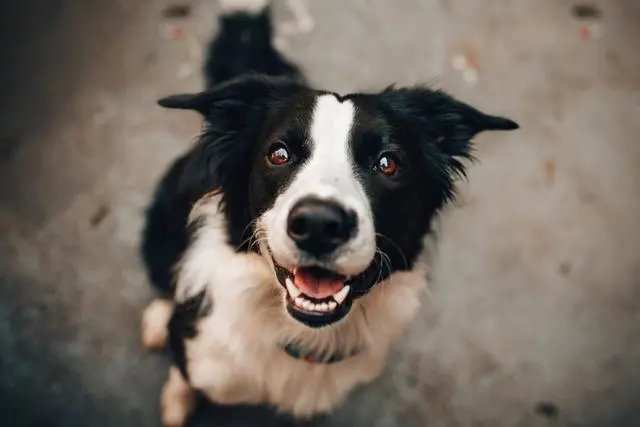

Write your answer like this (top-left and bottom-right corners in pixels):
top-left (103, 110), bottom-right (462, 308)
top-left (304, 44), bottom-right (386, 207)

top-left (0, 0), bottom-right (639, 426)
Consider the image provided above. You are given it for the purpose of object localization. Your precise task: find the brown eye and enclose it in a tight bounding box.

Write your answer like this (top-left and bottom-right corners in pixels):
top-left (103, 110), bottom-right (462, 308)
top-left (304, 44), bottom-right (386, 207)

top-left (376, 153), bottom-right (399, 176)
top-left (267, 143), bottom-right (290, 165)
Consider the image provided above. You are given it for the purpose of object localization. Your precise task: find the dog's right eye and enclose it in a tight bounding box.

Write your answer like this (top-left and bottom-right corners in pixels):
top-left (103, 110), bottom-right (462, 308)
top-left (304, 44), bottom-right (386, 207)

top-left (267, 142), bottom-right (291, 166)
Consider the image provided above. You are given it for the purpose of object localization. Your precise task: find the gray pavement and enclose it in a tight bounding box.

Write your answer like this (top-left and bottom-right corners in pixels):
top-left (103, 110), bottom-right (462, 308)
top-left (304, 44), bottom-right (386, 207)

top-left (1, 0), bottom-right (639, 426)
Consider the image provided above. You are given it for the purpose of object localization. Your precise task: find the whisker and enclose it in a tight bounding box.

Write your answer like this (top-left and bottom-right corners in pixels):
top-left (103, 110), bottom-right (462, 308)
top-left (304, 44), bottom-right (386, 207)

top-left (375, 232), bottom-right (408, 270)
top-left (373, 248), bottom-right (393, 294)
top-left (236, 217), bottom-right (262, 250)
top-left (373, 252), bottom-right (384, 285)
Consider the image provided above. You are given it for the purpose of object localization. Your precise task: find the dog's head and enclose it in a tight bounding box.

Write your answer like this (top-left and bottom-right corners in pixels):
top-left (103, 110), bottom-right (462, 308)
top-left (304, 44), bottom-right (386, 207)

top-left (159, 75), bottom-right (518, 328)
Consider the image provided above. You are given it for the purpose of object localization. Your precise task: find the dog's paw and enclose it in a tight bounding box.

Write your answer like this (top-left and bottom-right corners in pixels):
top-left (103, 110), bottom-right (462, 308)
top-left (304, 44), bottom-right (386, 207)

top-left (141, 298), bottom-right (174, 350)
top-left (161, 367), bottom-right (196, 427)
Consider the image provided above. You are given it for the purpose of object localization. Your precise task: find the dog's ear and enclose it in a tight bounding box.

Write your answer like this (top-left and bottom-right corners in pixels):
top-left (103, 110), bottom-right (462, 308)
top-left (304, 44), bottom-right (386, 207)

top-left (376, 86), bottom-right (518, 175)
top-left (378, 86), bottom-right (518, 149)
top-left (157, 75), bottom-right (302, 116)
top-left (157, 93), bottom-right (214, 115)
top-left (162, 75), bottom-right (305, 203)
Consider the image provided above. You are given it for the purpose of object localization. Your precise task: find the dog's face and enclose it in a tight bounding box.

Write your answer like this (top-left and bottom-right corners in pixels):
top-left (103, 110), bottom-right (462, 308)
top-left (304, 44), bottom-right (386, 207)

top-left (159, 75), bottom-right (518, 328)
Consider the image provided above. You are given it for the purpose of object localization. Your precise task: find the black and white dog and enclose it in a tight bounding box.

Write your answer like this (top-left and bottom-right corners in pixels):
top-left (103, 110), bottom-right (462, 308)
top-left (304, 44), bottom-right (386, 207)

top-left (140, 0), bottom-right (518, 425)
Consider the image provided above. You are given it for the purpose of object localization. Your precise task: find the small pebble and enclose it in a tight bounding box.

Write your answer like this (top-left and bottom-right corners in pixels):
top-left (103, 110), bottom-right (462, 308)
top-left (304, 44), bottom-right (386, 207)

top-left (571, 3), bottom-right (602, 19)
top-left (160, 23), bottom-right (188, 40)
top-left (172, 26), bottom-right (188, 39)
top-left (579, 23), bottom-right (602, 40)
top-left (534, 402), bottom-right (559, 419)
top-left (451, 54), bottom-right (468, 71)
top-left (558, 262), bottom-right (572, 276)
top-left (89, 204), bottom-right (109, 228)
top-left (162, 3), bottom-right (192, 19)
top-left (462, 68), bottom-right (479, 85)
top-left (545, 159), bottom-right (556, 186)
top-left (177, 63), bottom-right (195, 79)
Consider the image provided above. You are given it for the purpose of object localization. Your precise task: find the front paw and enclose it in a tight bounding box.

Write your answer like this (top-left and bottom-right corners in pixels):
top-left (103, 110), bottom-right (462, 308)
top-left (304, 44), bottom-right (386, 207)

top-left (141, 298), bottom-right (174, 350)
top-left (161, 367), bottom-right (196, 427)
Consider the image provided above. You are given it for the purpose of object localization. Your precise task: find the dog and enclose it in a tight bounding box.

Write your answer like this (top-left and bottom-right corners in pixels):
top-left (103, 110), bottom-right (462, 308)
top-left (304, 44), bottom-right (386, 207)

top-left (140, 0), bottom-right (519, 425)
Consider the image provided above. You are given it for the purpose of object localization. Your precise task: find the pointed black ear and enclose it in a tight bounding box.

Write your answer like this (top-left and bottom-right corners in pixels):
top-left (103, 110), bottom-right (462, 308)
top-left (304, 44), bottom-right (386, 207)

top-left (375, 86), bottom-right (518, 164)
top-left (158, 75), bottom-right (305, 117)
top-left (378, 85), bottom-right (518, 138)
top-left (157, 92), bottom-right (214, 115)
top-left (474, 111), bottom-right (519, 131)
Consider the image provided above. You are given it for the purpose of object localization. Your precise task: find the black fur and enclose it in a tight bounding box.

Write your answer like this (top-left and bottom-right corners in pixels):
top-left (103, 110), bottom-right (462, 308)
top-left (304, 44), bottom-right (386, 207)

top-left (203, 8), bottom-right (304, 88)
top-left (140, 152), bottom-right (194, 296)
top-left (168, 290), bottom-right (212, 379)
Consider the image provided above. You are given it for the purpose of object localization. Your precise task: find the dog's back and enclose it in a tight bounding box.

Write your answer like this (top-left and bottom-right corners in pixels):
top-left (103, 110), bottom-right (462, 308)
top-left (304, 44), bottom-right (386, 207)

top-left (203, 2), bottom-right (304, 87)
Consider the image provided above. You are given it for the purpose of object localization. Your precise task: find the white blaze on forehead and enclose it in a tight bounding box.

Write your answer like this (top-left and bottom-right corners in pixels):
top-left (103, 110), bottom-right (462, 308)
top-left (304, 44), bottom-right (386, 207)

top-left (310, 95), bottom-right (355, 160)
top-left (302, 94), bottom-right (357, 195)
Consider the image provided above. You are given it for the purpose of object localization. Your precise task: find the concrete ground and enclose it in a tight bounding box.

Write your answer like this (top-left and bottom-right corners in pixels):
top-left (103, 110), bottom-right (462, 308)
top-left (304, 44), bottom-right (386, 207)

top-left (1, 0), bottom-right (639, 426)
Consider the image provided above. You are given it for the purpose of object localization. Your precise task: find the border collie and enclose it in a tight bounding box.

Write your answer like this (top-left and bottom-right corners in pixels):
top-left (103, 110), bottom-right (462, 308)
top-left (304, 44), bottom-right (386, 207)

top-left (140, 0), bottom-right (518, 425)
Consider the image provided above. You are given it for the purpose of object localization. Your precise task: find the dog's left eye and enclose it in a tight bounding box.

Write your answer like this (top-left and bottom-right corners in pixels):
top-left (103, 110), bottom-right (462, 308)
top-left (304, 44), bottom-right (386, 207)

top-left (375, 152), bottom-right (400, 177)
top-left (267, 142), bottom-right (290, 165)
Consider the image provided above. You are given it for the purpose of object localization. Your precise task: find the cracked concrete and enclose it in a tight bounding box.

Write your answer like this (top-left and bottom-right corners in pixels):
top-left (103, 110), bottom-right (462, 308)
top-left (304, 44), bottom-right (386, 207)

top-left (1, 0), bottom-right (639, 426)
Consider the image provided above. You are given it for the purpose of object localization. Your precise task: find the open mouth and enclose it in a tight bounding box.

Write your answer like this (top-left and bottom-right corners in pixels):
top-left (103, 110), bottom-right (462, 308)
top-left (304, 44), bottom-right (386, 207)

top-left (274, 264), bottom-right (354, 328)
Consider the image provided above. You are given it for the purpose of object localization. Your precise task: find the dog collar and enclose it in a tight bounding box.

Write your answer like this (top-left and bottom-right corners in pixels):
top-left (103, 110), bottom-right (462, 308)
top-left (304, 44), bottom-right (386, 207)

top-left (281, 341), bottom-right (359, 364)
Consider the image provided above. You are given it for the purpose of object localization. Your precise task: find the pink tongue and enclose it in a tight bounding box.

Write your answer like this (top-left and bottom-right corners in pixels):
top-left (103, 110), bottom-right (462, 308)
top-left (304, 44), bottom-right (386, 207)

top-left (293, 269), bottom-right (345, 299)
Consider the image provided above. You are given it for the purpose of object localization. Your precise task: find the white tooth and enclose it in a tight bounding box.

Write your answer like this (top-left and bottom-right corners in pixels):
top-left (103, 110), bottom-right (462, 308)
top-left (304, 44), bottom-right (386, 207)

top-left (328, 301), bottom-right (337, 311)
top-left (319, 303), bottom-right (329, 312)
top-left (333, 285), bottom-right (350, 305)
top-left (303, 300), bottom-right (313, 311)
top-left (295, 297), bottom-right (305, 307)
top-left (285, 277), bottom-right (301, 299)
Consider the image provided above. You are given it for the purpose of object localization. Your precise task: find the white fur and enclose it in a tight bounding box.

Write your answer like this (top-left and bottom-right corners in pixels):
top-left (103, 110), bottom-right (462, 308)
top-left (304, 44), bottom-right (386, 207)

top-left (163, 192), bottom-right (429, 421)
top-left (161, 367), bottom-right (196, 427)
top-left (141, 298), bottom-right (174, 350)
top-left (219, 0), bottom-right (269, 14)
top-left (262, 95), bottom-right (377, 276)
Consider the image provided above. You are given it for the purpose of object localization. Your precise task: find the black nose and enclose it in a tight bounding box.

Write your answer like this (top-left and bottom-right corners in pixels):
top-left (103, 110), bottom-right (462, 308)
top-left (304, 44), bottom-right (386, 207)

top-left (287, 198), bottom-right (357, 255)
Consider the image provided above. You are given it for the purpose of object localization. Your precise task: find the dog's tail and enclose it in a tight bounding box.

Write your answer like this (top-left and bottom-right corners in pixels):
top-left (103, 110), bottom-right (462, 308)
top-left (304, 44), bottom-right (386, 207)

top-left (203, 0), bottom-right (305, 88)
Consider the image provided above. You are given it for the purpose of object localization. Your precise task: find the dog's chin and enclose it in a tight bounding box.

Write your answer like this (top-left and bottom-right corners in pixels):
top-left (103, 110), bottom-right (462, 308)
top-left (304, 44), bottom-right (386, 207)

top-left (272, 261), bottom-right (358, 329)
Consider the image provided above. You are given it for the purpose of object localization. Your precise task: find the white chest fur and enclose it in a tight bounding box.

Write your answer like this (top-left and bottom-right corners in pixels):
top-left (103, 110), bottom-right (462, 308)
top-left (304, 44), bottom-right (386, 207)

top-left (175, 195), bottom-right (428, 418)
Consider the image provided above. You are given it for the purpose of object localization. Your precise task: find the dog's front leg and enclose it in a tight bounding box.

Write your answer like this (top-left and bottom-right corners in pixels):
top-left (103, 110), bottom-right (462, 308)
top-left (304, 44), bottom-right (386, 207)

top-left (161, 366), bottom-right (196, 427)
top-left (141, 298), bottom-right (174, 350)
